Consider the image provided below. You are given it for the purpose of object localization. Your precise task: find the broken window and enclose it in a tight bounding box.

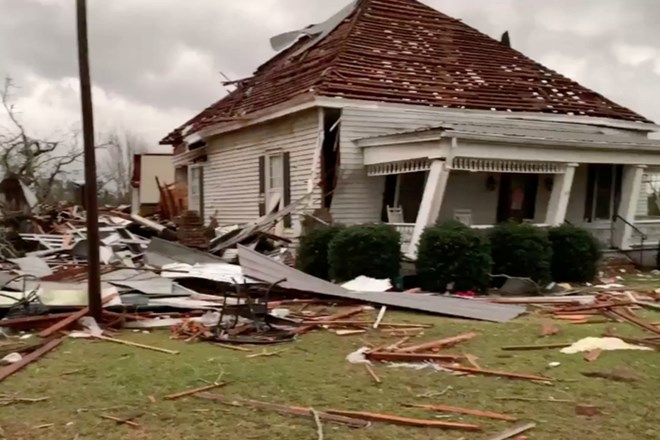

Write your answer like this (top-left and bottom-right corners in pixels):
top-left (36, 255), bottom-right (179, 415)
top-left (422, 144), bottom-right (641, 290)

top-left (188, 164), bottom-right (204, 218)
top-left (258, 152), bottom-right (291, 227)
top-left (636, 169), bottom-right (660, 219)
top-left (321, 108), bottom-right (341, 208)
top-left (584, 164), bottom-right (622, 222)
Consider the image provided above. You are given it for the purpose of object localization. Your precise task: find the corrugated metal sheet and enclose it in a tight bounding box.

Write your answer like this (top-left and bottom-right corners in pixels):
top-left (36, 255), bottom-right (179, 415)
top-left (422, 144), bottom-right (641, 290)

top-left (237, 245), bottom-right (525, 323)
top-left (145, 237), bottom-right (227, 268)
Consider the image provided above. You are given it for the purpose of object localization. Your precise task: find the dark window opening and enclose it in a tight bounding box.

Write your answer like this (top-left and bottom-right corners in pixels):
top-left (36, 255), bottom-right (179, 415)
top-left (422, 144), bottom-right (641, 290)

top-left (497, 174), bottom-right (538, 223)
top-left (584, 164), bottom-right (622, 222)
top-left (321, 108), bottom-right (341, 208)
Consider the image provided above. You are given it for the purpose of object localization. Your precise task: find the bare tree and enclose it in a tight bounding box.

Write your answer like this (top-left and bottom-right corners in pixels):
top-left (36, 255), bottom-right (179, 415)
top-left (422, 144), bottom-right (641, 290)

top-left (0, 76), bottom-right (83, 201)
top-left (98, 130), bottom-right (147, 204)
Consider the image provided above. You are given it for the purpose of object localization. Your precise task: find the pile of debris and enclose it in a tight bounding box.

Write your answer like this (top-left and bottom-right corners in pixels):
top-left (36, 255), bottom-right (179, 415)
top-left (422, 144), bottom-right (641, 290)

top-left (1, 204), bottom-right (659, 438)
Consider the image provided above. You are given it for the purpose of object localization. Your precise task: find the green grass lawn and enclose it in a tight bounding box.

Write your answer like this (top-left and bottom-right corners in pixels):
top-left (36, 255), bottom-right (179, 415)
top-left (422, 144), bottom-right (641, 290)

top-left (1, 308), bottom-right (659, 440)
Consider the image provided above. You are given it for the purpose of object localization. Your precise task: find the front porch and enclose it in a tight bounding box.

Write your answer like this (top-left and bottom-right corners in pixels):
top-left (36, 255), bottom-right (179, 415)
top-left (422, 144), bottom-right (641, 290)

top-left (356, 120), bottom-right (660, 259)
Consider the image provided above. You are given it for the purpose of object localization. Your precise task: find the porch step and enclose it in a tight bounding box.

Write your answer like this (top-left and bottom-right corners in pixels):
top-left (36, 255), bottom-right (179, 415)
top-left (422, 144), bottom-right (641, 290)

top-left (625, 244), bottom-right (660, 269)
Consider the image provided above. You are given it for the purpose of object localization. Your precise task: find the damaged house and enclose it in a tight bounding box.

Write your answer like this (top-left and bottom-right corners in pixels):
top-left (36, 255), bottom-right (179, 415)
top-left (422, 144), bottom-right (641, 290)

top-left (162, 0), bottom-right (660, 259)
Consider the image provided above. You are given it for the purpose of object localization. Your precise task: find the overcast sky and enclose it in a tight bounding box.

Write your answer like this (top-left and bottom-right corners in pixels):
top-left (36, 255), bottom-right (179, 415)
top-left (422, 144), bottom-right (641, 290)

top-left (1, 0), bottom-right (659, 151)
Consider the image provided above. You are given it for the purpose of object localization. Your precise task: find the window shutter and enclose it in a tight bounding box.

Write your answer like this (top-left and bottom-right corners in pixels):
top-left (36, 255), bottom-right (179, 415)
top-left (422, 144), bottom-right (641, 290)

top-left (283, 152), bottom-right (292, 227)
top-left (258, 155), bottom-right (266, 216)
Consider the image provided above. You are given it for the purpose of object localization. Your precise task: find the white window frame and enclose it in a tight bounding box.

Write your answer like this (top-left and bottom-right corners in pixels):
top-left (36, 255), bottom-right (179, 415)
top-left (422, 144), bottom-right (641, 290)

top-left (188, 163), bottom-right (204, 217)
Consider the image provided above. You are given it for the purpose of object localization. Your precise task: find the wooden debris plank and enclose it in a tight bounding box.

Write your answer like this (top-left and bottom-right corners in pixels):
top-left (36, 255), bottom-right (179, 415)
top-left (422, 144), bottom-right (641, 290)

top-left (94, 335), bottom-right (179, 355)
top-left (295, 307), bottom-right (366, 335)
top-left (486, 421), bottom-right (536, 440)
top-left (397, 332), bottom-right (478, 353)
top-left (501, 343), bottom-right (571, 351)
top-left (164, 382), bottom-right (226, 400)
top-left (404, 403), bottom-right (517, 421)
top-left (366, 352), bottom-right (464, 363)
top-left (0, 338), bottom-right (64, 383)
top-left (99, 414), bottom-right (140, 428)
top-left (584, 349), bottom-right (602, 362)
top-left (39, 294), bottom-right (117, 338)
top-left (325, 409), bottom-right (482, 431)
top-left (610, 309), bottom-right (660, 335)
top-left (213, 343), bottom-right (251, 352)
top-left (373, 306), bottom-right (387, 329)
top-left (442, 365), bottom-right (554, 382)
top-left (364, 364), bottom-right (381, 384)
top-left (464, 354), bottom-right (482, 370)
top-left (335, 330), bottom-right (367, 336)
top-left (195, 393), bottom-right (369, 428)
top-left (557, 301), bottom-right (632, 312)
top-left (301, 321), bottom-right (431, 328)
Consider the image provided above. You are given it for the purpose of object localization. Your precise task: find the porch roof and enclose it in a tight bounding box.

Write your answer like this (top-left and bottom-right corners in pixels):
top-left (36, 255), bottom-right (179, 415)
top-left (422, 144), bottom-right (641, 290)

top-left (356, 119), bottom-right (660, 151)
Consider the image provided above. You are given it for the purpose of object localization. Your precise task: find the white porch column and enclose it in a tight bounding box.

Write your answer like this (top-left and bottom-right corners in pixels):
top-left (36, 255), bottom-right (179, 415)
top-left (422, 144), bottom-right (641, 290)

top-left (545, 163), bottom-right (578, 226)
top-left (613, 164), bottom-right (646, 250)
top-left (406, 160), bottom-right (450, 258)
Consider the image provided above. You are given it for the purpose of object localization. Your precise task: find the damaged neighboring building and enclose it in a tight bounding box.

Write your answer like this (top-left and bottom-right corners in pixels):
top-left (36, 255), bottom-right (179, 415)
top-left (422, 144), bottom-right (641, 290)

top-left (162, 0), bottom-right (660, 259)
top-left (0, 174), bottom-right (38, 217)
top-left (130, 153), bottom-right (176, 216)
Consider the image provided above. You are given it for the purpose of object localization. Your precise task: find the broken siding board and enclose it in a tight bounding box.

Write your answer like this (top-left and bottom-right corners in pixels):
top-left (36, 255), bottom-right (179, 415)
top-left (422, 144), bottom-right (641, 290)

top-left (203, 109), bottom-right (322, 228)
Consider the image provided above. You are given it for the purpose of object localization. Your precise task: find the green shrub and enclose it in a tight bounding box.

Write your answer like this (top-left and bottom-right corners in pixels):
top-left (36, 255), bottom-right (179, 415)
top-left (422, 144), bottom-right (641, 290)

top-left (328, 224), bottom-right (401, 282)
top-left (296, 225), bottom-right (345, 280)
top-left (490, 222), bottom-right (553, 284)
top-left (416, 221), bottom-right (492, 292)
top-left (549, 224), bottom-right (602, 282)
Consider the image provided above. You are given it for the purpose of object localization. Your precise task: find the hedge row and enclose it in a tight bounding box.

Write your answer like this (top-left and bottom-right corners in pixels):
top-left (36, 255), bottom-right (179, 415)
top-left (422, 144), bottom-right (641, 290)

top-left (297, 224), bottom-right (401, 282)
top-left (297, 221), bottom-right (602, 292)
top-left (415, 221), bottom-right (602, 292)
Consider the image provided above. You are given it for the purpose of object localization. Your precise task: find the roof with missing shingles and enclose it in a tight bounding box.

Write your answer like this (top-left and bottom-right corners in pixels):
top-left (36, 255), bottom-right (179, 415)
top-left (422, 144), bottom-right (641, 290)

top-left (162, 0), bottom-right (651, 144)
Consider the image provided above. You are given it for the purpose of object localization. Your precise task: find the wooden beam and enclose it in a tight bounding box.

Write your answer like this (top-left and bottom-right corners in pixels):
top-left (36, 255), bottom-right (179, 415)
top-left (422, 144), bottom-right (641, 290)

top-left (195, 393), bottom-right (369, 428)
top-left (403, 403), bottom-right (517, 421)
top-left (442, 365), bottom-right (554, 382)
top-left (486, 421), bottom-right (536, 440)
top-left (94, 335), bottom-right (179, 355)
top-left (501, 343), bottom-right (572, 351)
top-left (164, 382), bottom-right (226, 400)
top-left (366, 352), bottom-right (464, 363)
top-left (39, 294), bottom-right (117, 338)
top-left (0, 338), bottom-right (64, 383)
top-left (325, 409), bottom-right (482, 431)
top-left (397, 332), bottom-right (478, 353)
top-left (364, 364), bottom-right (381, 384)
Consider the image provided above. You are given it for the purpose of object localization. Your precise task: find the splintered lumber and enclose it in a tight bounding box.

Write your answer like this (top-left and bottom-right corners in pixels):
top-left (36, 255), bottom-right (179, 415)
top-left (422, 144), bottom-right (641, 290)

top-left (300, 321), bottom-right (431, 328)
top-left (0, 313), bottom-right (75, 329)
top-left (373, 306), bottom-right (387, 329)
top-left (99, 414), bottom-right (140, 428)
top-left (295, 307), bottom-right (365, 334)
top-left (557, 300), bottom-right (632, 313)
top-left (501, 343), bottom-right (571, 351)
top-left (366, 352), bottom-right (464, 363)
top-left (404, 403), bottom-right (517, 421)
top-left (39, 294), bottom-right (117, 338)
top-left (0, 338), bottom-right (64, 384)
top-left (213, 343), bottom-right (251, 352)
top-left (324, 409), bottom-right (482, 431)
top-left (195, 393), bottom-right (369, 428)
top-left (398, 332), bottom-right (478, 353)
top-left (164, 382), bottom-right (226, 400)
top-left (610, 309), bottom-right (660, 335)
top-left (486, 421), bottom-right (536, 440)
top-left (442, 365), bottom-right (554, 382)
top-left (93, 335), bottom-right (179, 355)
top-left (364, 364), bottom-right (381, 384)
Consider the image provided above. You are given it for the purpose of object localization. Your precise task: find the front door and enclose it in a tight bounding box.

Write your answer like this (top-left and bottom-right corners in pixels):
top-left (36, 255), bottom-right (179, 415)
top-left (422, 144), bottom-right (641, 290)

top-left (497, 174), bottom-right (538, 223)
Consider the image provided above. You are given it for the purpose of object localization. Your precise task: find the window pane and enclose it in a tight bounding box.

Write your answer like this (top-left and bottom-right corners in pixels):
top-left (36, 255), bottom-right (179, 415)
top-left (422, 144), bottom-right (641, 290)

top-left (269, 155), bottom-right (283, 189)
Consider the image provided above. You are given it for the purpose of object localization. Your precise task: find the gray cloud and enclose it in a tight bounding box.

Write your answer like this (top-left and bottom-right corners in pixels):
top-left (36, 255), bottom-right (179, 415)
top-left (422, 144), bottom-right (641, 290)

top-left (0, 0), bottom-right (659, 146)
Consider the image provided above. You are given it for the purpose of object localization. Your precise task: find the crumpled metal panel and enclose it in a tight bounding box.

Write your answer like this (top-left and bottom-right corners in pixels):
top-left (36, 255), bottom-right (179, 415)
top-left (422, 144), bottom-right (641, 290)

top-left (163, 0), bottom-right (650, 145)
top-left (237, 245), bottom-right (525, 323)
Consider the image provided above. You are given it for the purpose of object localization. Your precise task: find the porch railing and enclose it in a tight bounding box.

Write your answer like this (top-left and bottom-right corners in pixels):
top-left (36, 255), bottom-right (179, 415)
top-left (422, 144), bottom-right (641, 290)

top-left (389, 223), bottom-right (415, 251)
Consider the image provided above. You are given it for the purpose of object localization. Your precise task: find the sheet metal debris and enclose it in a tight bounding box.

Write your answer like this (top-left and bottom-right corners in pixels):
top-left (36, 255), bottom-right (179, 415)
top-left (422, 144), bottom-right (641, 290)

top-left (237, 245), bottom-right (525, 323)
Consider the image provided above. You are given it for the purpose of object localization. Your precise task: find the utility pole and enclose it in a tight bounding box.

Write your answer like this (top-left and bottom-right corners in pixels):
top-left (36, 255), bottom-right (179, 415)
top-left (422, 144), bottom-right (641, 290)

top-left (76, 0), bottom-right (102, 320)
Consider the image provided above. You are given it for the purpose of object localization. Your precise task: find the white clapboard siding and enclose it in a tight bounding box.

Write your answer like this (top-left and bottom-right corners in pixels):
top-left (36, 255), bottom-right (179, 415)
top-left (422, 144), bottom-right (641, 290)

top-left (332, 105), bottom-right (451, 224)
top-left (204, 109), bottom-right (322, 227)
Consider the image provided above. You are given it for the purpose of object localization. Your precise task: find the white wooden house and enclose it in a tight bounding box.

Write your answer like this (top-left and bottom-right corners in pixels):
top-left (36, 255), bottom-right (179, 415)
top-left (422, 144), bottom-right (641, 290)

top-left (162, 0), bottom-right (660, 259)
